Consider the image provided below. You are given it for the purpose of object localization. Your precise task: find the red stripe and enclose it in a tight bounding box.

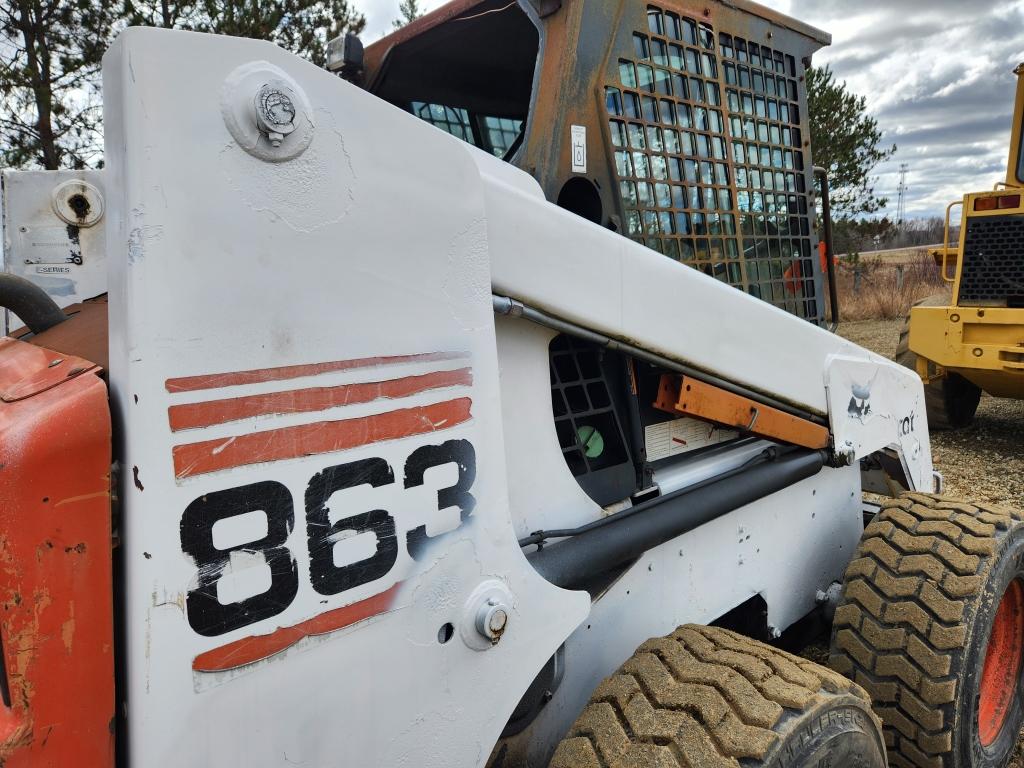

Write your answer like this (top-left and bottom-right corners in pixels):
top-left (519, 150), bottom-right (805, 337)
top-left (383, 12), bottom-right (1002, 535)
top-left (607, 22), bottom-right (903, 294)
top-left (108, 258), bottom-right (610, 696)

top-left (172, 398), bottom-right (472, 479)
top-left (168, 368), bottom-right (472, 431)
top-left (165, 352), bottom-right (468, 393)
top-left (192, 584), bottom-right (401, 672)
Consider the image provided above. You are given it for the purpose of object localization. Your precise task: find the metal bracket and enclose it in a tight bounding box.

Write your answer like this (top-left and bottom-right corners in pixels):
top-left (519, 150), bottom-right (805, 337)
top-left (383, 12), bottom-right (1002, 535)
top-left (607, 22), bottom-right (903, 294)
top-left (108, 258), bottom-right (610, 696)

top-left (653, 374), bottom-right (830, 450)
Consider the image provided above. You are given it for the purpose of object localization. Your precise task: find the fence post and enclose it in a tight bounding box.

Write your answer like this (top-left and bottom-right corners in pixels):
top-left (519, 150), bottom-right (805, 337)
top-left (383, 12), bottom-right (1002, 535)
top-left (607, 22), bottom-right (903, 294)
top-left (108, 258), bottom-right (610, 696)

top-left (853, 267), bottom-right (862, 294)
top-left (896, 264), bottom-right (905, 291)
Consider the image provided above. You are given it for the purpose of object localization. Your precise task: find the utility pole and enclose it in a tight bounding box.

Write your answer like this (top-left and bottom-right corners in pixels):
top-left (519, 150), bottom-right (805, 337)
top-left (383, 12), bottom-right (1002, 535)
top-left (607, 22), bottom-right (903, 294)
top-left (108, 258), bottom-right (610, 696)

top-left (896, 163), bottom-right (909, 228)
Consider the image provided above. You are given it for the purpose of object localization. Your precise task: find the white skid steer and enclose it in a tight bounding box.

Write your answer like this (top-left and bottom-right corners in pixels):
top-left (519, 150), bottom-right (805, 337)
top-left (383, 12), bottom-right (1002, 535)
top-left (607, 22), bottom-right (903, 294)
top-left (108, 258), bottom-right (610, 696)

top-left (1, 2), bottom-right (1022, 768)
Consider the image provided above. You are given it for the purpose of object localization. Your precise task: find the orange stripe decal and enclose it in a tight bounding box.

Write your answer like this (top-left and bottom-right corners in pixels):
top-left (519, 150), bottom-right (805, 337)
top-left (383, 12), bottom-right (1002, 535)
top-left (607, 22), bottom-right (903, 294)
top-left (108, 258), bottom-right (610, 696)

top-left (168, 368), bottom-right (473, 431)
top-left (192, 584), bottom-right (401, 672)
top-left (172, 398), bottom-right (472, 478)
top-left (165, 352), bottom-right (469, 393)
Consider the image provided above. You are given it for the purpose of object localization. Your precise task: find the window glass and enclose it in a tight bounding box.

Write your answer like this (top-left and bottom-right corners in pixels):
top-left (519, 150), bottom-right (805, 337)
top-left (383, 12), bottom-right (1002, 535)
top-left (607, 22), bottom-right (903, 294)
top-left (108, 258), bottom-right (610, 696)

top-left (1018, 113), bottom-right (1024, 183)
top-left (412, 102), bottom-right (476, 144)
top-left (410, 103), bottom-right (523, 158)
top-left (482, 117), bottom-right (523, 157)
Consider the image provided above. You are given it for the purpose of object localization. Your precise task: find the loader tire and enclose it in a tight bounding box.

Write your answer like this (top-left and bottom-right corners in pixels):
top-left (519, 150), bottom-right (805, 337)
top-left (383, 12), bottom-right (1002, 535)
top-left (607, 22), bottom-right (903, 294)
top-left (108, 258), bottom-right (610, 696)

top-left (829, 493), bottom-right (1024, 768)
top-left (549, 624), bottom-right (885, 768)
top-left (895, 294), bottom-right (981, 430)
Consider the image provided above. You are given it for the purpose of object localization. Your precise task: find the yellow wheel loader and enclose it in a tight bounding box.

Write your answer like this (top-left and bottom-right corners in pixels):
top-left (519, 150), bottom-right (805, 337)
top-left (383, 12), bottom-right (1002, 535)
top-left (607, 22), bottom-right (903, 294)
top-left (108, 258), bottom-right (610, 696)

top-left (900, 64), bottom-right (1024, 428)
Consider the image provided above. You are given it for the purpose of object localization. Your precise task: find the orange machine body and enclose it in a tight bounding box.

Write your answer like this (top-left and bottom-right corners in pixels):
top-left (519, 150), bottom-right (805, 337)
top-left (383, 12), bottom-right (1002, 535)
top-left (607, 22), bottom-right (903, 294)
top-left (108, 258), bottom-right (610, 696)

top-left (0, 336), bottom-right (114, 767)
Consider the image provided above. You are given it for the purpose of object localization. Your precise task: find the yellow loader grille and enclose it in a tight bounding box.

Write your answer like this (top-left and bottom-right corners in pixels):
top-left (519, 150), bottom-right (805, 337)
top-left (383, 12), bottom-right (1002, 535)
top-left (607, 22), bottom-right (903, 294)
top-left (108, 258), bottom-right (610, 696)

top-left (959, 214), bottom-right (1024, 306)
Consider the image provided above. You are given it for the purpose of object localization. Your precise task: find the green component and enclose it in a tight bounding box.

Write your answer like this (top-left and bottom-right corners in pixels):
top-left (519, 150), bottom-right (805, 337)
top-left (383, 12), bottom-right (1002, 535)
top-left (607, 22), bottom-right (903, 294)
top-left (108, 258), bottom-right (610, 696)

top-left (577, 425), bottom-right (605, 459)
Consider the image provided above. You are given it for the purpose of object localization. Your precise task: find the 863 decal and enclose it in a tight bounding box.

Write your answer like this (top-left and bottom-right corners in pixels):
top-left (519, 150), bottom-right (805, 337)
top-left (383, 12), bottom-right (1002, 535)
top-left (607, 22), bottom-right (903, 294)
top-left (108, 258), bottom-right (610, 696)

top-left (180, 439), bottom-right (476, 637)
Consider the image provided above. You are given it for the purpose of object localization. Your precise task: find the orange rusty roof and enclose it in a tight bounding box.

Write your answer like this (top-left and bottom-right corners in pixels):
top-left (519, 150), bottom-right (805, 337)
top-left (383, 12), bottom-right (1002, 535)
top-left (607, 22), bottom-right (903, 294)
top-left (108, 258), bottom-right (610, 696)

top-left (364, 0), bottom-right (831, 77)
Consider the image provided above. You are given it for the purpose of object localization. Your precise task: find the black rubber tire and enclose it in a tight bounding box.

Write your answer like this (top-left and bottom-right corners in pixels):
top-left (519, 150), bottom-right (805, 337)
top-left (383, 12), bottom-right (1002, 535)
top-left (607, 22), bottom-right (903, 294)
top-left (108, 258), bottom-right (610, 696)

top-left (829, 493), bottom-right (1024, 768)
top-left (549, 624), bottom-right (885, 768)
top-left (895, 294), bottom-right (981, 430)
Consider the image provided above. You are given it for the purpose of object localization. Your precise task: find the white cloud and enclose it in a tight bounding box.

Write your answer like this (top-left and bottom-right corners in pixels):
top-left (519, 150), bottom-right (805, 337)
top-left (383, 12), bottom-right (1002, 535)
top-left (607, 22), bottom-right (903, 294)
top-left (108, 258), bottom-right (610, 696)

top-left (766, 0), bottom-right (1024, 216)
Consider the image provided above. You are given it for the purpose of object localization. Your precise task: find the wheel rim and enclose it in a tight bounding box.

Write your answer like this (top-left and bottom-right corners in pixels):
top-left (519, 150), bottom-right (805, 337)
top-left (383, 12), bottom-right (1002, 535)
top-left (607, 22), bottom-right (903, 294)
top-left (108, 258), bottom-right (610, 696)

top-left (978, 578), bottom-right (1024, 747)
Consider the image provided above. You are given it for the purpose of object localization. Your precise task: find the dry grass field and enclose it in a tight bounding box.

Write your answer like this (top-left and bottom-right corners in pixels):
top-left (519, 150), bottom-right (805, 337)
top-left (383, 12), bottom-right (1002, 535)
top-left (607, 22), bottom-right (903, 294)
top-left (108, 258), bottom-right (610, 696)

top-left (831, 248), bottom-right (949, 322)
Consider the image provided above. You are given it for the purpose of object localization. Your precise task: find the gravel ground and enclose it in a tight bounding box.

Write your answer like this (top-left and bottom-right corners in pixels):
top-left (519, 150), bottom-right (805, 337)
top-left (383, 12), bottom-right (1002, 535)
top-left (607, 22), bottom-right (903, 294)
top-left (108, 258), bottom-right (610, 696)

top-left (839, 319), bottom-right (1024, 508)
top-left (835, 319), bottom-right (1024, 766)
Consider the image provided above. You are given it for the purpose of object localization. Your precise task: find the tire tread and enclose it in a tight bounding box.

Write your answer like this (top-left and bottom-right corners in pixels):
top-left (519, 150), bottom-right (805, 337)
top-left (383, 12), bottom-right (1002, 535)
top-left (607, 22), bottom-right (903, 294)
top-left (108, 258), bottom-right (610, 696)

top-left (829, 493), bottom-right (1023, 767)
top-left (550, 625), bottom-right (878, 767)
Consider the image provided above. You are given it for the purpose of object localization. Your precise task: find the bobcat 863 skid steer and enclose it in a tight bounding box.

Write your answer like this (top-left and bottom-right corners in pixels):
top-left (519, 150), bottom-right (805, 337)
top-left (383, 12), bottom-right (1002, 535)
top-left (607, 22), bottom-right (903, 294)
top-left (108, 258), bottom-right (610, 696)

top-left (2, 2), bottom-right (1024, 767)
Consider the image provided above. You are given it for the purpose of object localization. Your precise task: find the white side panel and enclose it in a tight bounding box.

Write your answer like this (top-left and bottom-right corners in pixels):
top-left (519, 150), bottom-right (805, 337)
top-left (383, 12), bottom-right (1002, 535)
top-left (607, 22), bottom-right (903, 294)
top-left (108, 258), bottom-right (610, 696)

top-left (492, 312), bottom-right (867, 766)
top-left (103, 28), bottom-right (584, 768)
top-left (1, 169), bottom-right (106, 329)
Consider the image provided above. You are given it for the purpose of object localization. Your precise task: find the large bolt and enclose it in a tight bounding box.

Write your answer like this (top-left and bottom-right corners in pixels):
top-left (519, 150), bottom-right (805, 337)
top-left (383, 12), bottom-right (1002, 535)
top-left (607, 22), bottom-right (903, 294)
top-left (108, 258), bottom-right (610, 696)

top-left (254, 84), bottom-right (297, 148)
top-left (475, 597), bottom-right (509, 644)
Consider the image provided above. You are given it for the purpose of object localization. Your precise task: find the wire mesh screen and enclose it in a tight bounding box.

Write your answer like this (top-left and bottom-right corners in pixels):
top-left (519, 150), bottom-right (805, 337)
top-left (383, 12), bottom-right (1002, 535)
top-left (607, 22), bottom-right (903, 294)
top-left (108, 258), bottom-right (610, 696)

top-left (605, 4), bottom-right (820, 321)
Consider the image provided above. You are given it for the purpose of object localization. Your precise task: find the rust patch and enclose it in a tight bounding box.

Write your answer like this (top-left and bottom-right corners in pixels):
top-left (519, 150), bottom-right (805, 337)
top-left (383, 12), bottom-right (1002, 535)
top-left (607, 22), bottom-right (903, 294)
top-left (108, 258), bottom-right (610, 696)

top-left (654, 373), bottom-right (830, 449)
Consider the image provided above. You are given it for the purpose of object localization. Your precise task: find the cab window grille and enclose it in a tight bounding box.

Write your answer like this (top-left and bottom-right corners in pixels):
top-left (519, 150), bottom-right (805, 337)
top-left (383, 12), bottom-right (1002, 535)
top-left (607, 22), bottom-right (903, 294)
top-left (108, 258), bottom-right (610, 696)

top-left (604, 5), bottom-right (819, 321)
top-left (958, 214), bottom-right (1024, 306)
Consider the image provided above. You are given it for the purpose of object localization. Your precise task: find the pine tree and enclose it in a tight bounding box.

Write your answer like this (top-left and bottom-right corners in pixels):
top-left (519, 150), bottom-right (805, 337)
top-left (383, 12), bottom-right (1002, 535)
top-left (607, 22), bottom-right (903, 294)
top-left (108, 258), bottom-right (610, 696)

top-left (0, 0), bottom-right (367, 169)
top-left (193, 0), bottom-right (365, 68)
top-left (393, 0), bottom-right (424, 30)
top-left (123, 0), bottom-right (366, 67)
top-left (0, 0), bottom-right (120, 169)
top-left (807, 65), bottom-right (897, 217)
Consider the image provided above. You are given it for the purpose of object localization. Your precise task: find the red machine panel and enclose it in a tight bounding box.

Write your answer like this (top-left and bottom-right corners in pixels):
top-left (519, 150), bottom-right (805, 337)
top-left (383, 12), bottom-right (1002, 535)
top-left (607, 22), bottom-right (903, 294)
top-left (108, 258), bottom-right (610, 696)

top-left (0, 336), bottom-right (114, 767)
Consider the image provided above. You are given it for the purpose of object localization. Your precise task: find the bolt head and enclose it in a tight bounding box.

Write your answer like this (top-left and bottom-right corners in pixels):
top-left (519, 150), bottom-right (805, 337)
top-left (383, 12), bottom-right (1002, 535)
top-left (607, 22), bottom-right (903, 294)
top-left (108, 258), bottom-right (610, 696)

top-left (253, 83), bottom-right (297, 146)
top-left (488, 609), bottom-right (508, 634)
top-left (475, 597), bottom-right (511, 644)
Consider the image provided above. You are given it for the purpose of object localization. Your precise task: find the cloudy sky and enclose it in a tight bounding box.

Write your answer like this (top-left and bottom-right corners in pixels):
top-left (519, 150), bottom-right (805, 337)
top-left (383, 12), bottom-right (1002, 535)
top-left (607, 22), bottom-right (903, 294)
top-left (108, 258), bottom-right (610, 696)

top-left (359, 0), bottom-right (1024, 218)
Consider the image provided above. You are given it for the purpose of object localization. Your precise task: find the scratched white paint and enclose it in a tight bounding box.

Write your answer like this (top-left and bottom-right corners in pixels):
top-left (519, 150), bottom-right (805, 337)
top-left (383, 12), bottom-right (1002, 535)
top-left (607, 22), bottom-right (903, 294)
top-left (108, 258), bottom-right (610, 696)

top-left (826, 354), bottom-right (933, 491)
